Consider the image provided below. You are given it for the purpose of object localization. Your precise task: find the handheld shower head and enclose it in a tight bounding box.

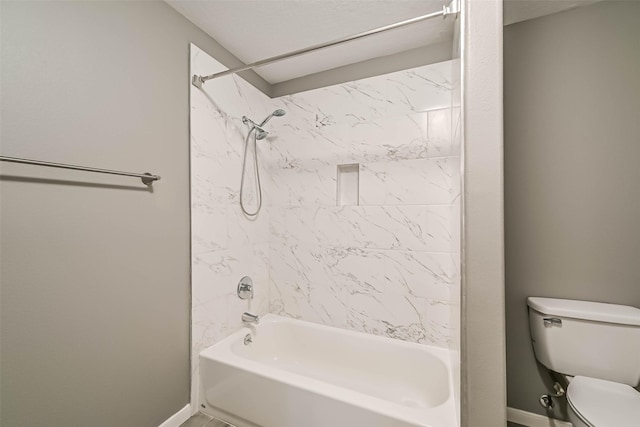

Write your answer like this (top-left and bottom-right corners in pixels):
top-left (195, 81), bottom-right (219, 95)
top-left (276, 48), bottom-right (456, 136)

top-left (242, 109), bottom-right (285, 141)
top-left (259, 109), bottom-right (287, 126)
top-left (239, 109), bottom-right (285, 217)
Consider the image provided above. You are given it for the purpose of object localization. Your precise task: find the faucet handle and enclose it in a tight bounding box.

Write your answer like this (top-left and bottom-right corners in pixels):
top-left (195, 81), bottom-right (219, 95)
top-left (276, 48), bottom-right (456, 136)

top-left (237, 276), bottom-right (254, 300)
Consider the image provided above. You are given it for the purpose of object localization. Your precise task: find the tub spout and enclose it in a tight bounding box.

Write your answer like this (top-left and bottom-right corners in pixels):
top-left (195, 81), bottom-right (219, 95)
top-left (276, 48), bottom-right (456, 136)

top-left (242, 312), bottom-right (259, 324)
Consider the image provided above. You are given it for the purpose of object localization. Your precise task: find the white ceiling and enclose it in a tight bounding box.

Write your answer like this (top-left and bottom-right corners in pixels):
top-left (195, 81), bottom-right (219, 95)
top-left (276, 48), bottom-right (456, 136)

top-left (166, 0), bottom-right (453, 84)
top-left (167, 0), bottom-right (602, 84)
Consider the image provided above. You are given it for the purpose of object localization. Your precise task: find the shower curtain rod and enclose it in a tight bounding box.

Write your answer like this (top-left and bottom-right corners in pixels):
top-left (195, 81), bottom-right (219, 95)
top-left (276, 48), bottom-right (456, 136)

top-left (192, 1), bottom-right (459, 88)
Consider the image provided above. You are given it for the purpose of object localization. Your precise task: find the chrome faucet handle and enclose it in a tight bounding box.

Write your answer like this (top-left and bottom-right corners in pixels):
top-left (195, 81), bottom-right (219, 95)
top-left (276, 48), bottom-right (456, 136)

top-left (237, 276), bottom-right (254, 300)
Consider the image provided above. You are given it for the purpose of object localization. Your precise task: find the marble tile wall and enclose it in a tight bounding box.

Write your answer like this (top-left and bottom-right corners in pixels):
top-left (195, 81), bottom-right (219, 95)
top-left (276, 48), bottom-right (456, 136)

top-left (265, 61), bottom-right (460, 347)
top-left (190, 45), bottom-right (273, 409)
top-left (190, 43), bottom-right (461, 408)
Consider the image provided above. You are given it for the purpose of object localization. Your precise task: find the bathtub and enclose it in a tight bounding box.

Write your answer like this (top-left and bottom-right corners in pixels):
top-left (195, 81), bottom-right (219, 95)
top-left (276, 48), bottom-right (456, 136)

top-left (199, 314), bottom-right (457, 427)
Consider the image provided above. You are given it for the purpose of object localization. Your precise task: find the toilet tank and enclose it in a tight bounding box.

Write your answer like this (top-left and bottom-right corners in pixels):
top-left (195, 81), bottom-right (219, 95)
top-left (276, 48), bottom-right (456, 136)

top-left (527, 297), bottom-right (640, 386)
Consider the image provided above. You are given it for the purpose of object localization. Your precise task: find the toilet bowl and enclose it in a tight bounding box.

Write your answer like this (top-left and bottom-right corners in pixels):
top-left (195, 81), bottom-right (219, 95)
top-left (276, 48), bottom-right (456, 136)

top-left (527, 297), bottom-right (640, 427)
top-left (566, 376), bottom-right (640, 427)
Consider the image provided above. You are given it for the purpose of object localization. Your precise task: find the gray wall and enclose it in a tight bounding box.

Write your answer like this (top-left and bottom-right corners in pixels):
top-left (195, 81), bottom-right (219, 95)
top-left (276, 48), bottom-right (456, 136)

top-left (504, 0), bottom-right (640, 419)
top-left (271, 42), bottom-right (452, 97)
top-left (0, 1), bottom-right (267, 426)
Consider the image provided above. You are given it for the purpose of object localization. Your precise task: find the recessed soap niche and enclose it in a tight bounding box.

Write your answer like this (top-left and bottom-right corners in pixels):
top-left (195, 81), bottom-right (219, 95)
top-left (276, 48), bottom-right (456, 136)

top-left (337, 164), bottom-right (359, 206)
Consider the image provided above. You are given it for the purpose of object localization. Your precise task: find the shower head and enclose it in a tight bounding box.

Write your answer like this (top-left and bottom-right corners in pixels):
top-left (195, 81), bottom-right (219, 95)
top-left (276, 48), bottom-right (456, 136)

top-left (255, 129), bottom-right (269, 140)
top-left (259, 109), bottom-right (286, 126)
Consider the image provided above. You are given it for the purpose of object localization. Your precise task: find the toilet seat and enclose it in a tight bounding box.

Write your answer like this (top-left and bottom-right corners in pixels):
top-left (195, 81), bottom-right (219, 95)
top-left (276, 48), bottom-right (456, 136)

top-left (567, 376), bottom-right (640, 427)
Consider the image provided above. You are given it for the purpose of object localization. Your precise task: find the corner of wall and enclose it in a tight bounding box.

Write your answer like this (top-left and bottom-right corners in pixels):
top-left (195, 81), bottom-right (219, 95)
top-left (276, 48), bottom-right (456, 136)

top-left (460, 0), bottom-right (506, 425)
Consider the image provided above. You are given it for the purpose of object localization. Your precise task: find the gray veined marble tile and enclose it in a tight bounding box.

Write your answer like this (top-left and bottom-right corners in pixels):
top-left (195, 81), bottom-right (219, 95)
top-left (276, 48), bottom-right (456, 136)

top-left (308, 281), bottom-right (349, 327)
top-left (385, 61), bottom-right (453, 114)
top-left (347, 292), bottom-right (429, 343)
top-left (312, 114), bottom-right (430, 164)
top-left (268, 109), bottom-right (454, 170)
top-left (269, 277), bottom-right (309, 320)
top-left (266, 127), bottom-right (340, 167)
top-left (358, 205), bottom-right (455, 252)
top-left (424, 299), bottom-right (453, 346)
top-left (427, 108), bottom-right (458, 157)
top-left (320, 246), bottom-right (388, 295)
top-left (384, 251), bottom-right (454, 301)
top-left (273, 205), bottom-right (455, 252)
top-left (271, 162), bottom-right (337, 207)
top-left (192, 250), bottom-right (240, 301)
top-left (292, 78), bottom-right (390, 125)
top-left (226, 204), bottom-right (270, 248)
top-left (191, 206), bottom-right (227, 255)
top-left (192, 294), bottom-right (232, 353)
top-left (192, 245), bottom-right (269, 304)
top-left (423, 206), bottom-right (456, 252)
top-left (270, 276), bottom-right (348, 327)
top-left (268, 239), bottom-right (314, 287)
top-left (359, 158), bottom-right (456, 206)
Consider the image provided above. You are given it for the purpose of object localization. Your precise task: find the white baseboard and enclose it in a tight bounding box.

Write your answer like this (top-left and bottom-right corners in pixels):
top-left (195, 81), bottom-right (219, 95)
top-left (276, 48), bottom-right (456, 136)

top-left (164, 403), bottom-right (568, 427)
top-left (159, 404), bottom-right (191, 427)
top-left (507, 407), bottom-right (573, 427)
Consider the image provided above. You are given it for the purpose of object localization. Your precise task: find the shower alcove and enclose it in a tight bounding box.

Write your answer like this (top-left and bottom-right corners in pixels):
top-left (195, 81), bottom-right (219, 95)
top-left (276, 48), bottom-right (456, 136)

top-left (190, 41), bottom-right (461, 425)
top-left (185, 0), bottom-right (504, 425)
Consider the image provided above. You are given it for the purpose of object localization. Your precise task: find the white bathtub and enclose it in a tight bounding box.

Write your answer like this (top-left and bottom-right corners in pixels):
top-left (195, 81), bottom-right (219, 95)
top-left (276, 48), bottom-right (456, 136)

top-left (199, 314), bottom-right (457, 427)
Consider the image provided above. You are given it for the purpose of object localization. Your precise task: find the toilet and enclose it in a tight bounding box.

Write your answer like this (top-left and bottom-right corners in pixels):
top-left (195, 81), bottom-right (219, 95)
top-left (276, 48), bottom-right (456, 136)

top-left (527, 297), bottom-right (640, 427)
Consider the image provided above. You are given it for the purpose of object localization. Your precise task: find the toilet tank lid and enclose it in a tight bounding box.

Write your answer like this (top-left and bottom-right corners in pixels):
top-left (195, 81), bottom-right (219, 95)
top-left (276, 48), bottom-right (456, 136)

top-left (527, 297), bottom-right (640, 326)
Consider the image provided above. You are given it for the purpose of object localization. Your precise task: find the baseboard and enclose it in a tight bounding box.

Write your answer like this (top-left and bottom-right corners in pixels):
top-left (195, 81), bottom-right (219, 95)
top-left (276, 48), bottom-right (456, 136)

top-left (159, 404), bottom-right (191, 427)
top-left (507, 407), bottom-right (573, 427)
top-left (165, 404), bottom-right (568, 427)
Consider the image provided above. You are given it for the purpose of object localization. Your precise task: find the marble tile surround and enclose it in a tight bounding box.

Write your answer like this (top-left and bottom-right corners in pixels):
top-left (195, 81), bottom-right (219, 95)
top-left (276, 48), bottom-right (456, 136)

top-left (190, 45), bottom-right (272, 408)
top-left (190, 44), bottom-right (460, 407)
top-left (265, 59), bottom-right (459, 346)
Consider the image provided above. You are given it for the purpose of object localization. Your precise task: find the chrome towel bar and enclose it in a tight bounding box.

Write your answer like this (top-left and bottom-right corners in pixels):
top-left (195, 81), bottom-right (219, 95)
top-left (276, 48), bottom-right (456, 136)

top-left (0, 156), bottom-right (161, 185)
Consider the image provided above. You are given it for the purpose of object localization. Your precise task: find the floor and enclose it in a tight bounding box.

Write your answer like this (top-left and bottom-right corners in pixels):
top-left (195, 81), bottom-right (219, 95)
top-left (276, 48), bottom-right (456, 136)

top-left (179, 413), bottom-right (233, 427)
top-left (182, 412), bottom-right (525, 427)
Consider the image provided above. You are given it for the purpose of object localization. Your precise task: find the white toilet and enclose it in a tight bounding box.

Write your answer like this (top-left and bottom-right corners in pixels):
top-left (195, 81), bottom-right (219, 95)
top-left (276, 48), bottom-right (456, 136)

top-left (527, 297), bottom-right (640, 427)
